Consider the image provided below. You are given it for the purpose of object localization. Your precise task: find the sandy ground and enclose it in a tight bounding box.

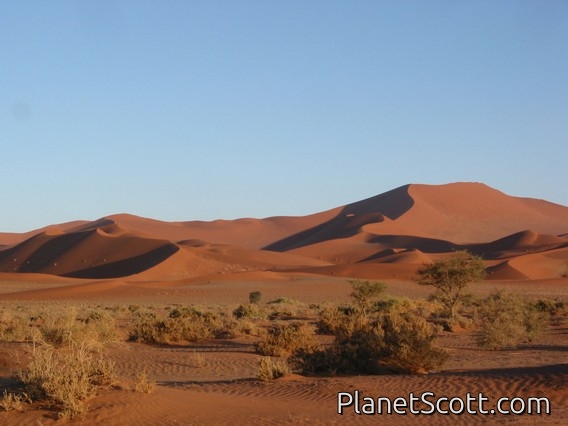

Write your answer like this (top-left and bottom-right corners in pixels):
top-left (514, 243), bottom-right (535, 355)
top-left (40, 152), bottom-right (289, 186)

top-left (0, 275), bottom-right (567, 425)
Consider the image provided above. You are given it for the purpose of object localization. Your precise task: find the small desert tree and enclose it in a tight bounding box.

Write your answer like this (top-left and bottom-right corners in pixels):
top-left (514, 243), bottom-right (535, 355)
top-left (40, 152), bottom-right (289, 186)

top-left (416, 251), bottom-right (485, 320)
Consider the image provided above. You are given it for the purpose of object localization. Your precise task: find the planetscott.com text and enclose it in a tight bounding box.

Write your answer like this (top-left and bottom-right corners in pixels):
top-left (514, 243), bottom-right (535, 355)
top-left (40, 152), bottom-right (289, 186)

top-left (337, 390), bottom-right (550, 416)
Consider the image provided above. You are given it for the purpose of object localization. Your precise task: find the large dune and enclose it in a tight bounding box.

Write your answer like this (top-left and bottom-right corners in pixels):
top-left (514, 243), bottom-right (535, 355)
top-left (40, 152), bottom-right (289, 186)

top-left (0, 182), bottom-right (566, 282)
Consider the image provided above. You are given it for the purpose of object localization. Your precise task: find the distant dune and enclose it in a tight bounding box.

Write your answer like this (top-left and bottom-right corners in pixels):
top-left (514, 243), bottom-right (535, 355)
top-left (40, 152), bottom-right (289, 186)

top-left (0, 182), bottom-right (566, 282)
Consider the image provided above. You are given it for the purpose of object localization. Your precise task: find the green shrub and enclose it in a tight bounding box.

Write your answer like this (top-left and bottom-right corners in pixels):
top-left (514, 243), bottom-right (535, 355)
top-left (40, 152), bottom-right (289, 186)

top-left (292, 304), bottom-right (447, 375)
top-left (476, 291), bottom-right (549, 350)
top-left (350, 280), bottom-right (386, 313)
top-left (379, 310), bottom-right (447, 373)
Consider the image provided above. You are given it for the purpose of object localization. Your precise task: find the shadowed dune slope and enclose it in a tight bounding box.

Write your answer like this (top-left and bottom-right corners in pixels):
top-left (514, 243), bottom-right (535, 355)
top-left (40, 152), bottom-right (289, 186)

top-left (264, 185), bottom-right (414, 251)
top-left (267, 183), bottom-right (568, 253)
top-left (0, 225), bottom-right (180, 279)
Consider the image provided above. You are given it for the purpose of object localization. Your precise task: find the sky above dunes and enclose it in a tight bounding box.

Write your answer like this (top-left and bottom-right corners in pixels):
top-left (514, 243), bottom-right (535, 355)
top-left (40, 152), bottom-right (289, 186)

top-left (1, 1), bottom-right (567, 232)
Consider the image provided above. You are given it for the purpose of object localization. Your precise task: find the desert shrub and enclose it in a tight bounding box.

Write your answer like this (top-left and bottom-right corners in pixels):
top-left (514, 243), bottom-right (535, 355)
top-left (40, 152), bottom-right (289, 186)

top-left (81, 309), bottom-right (119, 344)
top-left (533, 298), bottom-right (567, 326)
top-left (290, 347), bottom-right (338, 375)
top-left (266, 297), bottom-right (309, 320)
top-left (129, 306), bottom-right (224, 344)
top-left (268, 297), bottom-right (297, 305)
top-left (0, 306), bottom-right (120, 346)
top-left (476, 291), bottom-right (549, 350)
top-left (316, 282), bottom-right (389, 335)
top-left (292, 305), bottom-right (446, 375)
top-left (350, 280), bottom-right (386, 313)
top-left (25, 307), bottom-right (119, 347)
top-left (0, 311), bottom-right (38, 342)
top-left (233, 303), bottom-right (265, 319)
top-left (16, 342), bottom-right (115, 419)
top-left (249, 291), bottom-right (262, 304)
top-left (129, 312), bottom-right (165, 344)
top-left (316, 305), bottom-right (351, 335)
top-left (213, 317), bottom-right (242, 339)
top-left (254, 322), bottom-right (318, 357)
top-left (36, 308), bottom-right (80, 346)
top-left (257, 356), bottom-right (291, 381)
top-left (316, 304), bottom-right (363, 335)
top-left (379, 310), bottom-right (447, 373)
top-left (168, 307), bottom-right (221, 341)
top-left (128, 304), bottom-right (141, 313)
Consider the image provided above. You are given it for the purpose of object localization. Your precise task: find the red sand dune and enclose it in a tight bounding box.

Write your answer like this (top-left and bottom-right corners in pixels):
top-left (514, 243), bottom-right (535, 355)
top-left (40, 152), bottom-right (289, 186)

top-left (0, 182), bottom-right (566, 282)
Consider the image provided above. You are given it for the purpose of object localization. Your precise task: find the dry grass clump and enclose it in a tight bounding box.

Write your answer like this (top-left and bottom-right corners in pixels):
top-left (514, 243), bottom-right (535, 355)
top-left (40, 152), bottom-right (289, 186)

top-left (40, 308), bottom-right (119, 347)
top-left (476, 291), bottom-right (549, 350)
top-left (0, 310), bottom-right (39, 342)
top-left (0, 306), bottom-right (119, 347)
top-left (257, 356), bottom-right (291, 381)
top-left (189, 351), bottom-right (207, 368)
top-left (255, 322), bottom-right (319, 357)
top-left (132, 371), bottom-right (156, 394)
top-left (0, 390), bottom-right (29, 412)
top-left (15, 341), bottom-right (115, 419)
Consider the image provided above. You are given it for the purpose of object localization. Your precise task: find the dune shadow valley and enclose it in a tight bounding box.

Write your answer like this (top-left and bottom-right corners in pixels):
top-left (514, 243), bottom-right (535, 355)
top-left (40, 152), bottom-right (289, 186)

top-left (0, 182), bottom-right (567, 425)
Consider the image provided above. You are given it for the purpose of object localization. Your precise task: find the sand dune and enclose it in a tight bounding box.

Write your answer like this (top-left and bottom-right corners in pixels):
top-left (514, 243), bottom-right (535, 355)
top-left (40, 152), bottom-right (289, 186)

top-left (0, 227), bottom-right (180, 278)
top-left (0, 182), bottom-right (566, 282)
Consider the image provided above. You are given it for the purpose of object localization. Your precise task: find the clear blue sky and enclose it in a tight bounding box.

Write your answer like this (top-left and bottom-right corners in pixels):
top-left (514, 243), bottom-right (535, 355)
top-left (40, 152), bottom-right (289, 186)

top-left (1, 1), bottom-right (567, 232)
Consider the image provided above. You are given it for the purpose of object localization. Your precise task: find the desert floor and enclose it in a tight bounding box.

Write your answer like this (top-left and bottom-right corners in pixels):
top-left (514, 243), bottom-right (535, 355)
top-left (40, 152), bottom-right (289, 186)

top-left (0, 275), bottom-right (567, 425)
